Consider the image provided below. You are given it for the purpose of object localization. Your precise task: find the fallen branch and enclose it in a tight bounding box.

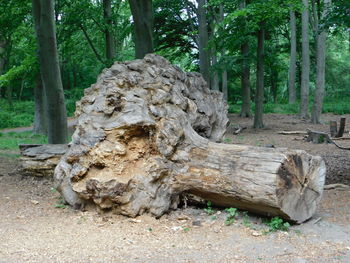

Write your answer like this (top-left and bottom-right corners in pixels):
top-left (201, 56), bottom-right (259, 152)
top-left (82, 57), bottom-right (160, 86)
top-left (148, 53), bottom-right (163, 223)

top-left (278, 131), bottom-right (307, 135)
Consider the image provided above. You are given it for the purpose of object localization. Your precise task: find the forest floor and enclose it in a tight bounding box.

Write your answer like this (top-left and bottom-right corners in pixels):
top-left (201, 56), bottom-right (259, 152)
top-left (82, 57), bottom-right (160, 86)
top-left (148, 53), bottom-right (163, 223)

top-left (0, 113), bottom-right (349, 263)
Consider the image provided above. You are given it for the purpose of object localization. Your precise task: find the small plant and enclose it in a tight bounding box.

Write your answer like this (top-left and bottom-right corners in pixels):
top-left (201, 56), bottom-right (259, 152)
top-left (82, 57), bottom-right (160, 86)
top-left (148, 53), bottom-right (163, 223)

top-left (225, 207), bottom-right (238, 226)
top-left (54, 197), bottom-right (67, 209)
top-left (242, 211), bottom-right (253, 228)
top-left (204, 201), bottom-right (215, 215)
top-left (223, 138), bottom-right (232, 143)
top-left (147, 227), bottom-right (153, 232)
top-left (54, 203), bottom-right (67, 209)
top-left (265, 217), bottom-right (290, 232)
top-left (183, 227), bottom-right (190, 232)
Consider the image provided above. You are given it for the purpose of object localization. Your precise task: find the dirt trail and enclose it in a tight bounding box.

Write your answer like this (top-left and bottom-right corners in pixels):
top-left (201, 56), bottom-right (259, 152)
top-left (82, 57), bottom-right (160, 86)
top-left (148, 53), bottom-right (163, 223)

top-left (0, 113), bottom-right (350, 263)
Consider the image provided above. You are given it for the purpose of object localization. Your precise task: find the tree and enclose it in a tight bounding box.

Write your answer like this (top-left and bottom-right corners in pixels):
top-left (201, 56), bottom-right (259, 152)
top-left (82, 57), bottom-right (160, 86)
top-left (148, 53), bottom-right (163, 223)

top-left (239, 0), bottom-right (252, 117)
top-left (254, 21), bottom-right (265, 129)
top-left (288, 9), bottom-right (297, 104)
top-left (197, 0), bottom-right (211, 84)
top-left (32, 0), bottom-right (68, 143)
top-left (103, 0), bottom-right (116, 63)
top-left (128, 0), bottom-right (154, 59)
top-left (300, 0), bottom-right (310, 119)
top-left (311, 0), bottom-right (332, 124)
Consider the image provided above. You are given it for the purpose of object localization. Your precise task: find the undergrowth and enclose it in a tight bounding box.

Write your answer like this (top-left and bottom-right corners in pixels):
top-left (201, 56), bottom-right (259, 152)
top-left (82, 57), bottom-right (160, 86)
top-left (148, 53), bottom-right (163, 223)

top-left (0, 131), bottom-right (47, 150)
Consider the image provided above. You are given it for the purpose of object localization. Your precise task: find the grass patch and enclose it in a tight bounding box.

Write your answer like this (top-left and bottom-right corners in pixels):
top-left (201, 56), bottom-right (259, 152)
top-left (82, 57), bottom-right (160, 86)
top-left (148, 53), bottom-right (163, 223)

top-left (228, 98), bottom-right (350, 115)
top-left (0, 131), bottom-right (47, 150)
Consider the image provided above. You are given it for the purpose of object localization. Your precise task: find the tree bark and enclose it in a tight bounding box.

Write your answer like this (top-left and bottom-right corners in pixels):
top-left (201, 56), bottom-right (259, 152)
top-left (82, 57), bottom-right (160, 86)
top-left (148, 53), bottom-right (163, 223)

top-left (270, 67), bottom-right (278, 103)
top-left (33, 73), bottom-right (48, 135)
top-left (103, 0), bottom-right (115, 63)
top-left (0, 36), bottom-right (7, 76)
top-left (211, 52), bottom-right (219, 90)
top-left (54, 55), bottom-right (326, 223)
top-left (32, 0), bottom-right (68, 144)
top-left (240, 42), bottom-right (252, 117)
top-left (300, 0), bottom-right (310, 119)
top-left (128, 0), bottom-right (154, 59)
top-left (197, 0), bottom-right (210, 84)
top-left (222, 70), bottom-right (228, 101)
top-left (288, 10), bottom-right (297, 104)
top-left (219, 5), bottom-right (228, 101)
top-left (311, 0), bottom-right (331, 124)
top-left (254, 22), bottom-right (265, 128)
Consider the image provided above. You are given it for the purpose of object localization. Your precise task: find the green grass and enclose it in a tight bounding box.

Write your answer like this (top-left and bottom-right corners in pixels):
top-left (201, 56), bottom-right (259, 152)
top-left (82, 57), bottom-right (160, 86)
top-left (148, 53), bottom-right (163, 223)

top-left (0, 131), bottom-right (47, 150)
top-left (228, 98), bottom-right (350, 115)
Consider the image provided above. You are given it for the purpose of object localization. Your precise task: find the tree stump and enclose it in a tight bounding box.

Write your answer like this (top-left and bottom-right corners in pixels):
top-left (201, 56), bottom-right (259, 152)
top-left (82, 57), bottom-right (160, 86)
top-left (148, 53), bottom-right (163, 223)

top-left (54, 54), bottom-right (326, 223)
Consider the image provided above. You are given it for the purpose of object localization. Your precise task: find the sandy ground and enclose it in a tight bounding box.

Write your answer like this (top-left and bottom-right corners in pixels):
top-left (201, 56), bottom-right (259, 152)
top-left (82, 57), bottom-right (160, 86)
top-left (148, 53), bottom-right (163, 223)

top-left (0, 113), bottom-right (349, 263)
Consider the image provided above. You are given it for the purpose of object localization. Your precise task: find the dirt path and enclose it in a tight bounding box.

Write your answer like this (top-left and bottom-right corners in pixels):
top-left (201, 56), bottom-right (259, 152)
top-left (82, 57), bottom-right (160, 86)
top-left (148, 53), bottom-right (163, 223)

top-left (0, 118), bottom-right (77, 134)
top-left (0, 113), bottom-right (349, 263)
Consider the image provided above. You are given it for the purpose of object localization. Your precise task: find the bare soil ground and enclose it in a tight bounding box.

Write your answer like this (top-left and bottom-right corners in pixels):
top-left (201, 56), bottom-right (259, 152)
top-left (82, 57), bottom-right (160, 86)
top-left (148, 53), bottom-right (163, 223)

top-left (0, 114), bottom-right (349, 263)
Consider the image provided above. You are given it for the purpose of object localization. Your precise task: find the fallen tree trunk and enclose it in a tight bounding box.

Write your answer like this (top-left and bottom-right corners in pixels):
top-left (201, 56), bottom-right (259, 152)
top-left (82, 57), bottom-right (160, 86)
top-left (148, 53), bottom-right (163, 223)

top-left (54, 54), bottom-right (326, 223)
top-left (20, 144), bottom-right (68, 176)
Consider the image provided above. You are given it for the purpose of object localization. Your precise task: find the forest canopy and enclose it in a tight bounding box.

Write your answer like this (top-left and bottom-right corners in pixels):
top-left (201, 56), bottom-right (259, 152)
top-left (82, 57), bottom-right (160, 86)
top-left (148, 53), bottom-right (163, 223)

top-left (0, 0), bottom-right (349, 141)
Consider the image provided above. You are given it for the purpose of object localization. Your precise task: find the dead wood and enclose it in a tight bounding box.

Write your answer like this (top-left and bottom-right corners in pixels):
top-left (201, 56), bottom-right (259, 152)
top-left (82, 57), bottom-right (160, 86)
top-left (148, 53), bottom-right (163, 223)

top-left (53, 55), bottom-right (326, 223)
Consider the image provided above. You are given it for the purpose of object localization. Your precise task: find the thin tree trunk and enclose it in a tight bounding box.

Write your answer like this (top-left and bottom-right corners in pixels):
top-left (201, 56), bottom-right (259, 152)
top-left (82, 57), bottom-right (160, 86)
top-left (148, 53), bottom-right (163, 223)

top-left (79, 24), bottom-right (105, 64)
top-left (240, 42), bottom-right (252, 117)
top-left (300, 0), bottom-right (310, 119)
top-left (103, 0), bottom-right (115, 63)
top-left (33, 73), bottom-right (48, 135)
top-left (0, 35), bottom-right (8, 98)
top-left (222, 70), bottom-right (228, 101)
top-left (128, 0), bottom-right (154, 59)
top-left (311, 0), bottom-right (331, 124)
top-left (254, 22), bottom-right (265, 129)
top-left (32, 0), bottom-right (68, 144)
top-left (6, 84), bottom-right (13, 108)
top-left (288, 10), bottom-right (297, 104)
top-left (270, 68), bottom-right (278, 103)
top-left (219, 4), bottom-right (228, 100)
top-left (197, 0), bottom-right (210, 85)
top-left (0, 36), bottom-right (6, 75)
top-left (211, 52), bottom-right (219, 90)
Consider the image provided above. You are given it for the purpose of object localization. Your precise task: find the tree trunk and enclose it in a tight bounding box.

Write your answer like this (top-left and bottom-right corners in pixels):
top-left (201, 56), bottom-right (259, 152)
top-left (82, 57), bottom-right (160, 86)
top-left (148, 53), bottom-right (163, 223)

top-left (197, 0), bottom-right (210, 84)
top-left (6, 84), bottom-right (13, 108)
top-left (32, 0), bottom-right (68, 144)
top-left (128, 0), bottom-right (154, 59)
top-left (219, 5), bottom-right (228, 101)
top-left (300, 0), bottom-right (310, 119)
top-left (222, 70), bottom-right (228, 101)
top-left (33, 73), bottom-right (48, 135)
top-left (270, 68), bottom-right (278, 103)
top-left (103, 0), bottom-right (115, 63)
top-left (254, 23), bottom-right (265, 128)
top-left (211, 52), bottom-right (219, 90)
top-left (240, 42), bottom-right (252, 117)
top-left (311, 0), bottom-right (331, 124)
top-left (54, 55), bottom-right (326, 223)
top-left (0, 35), bottom-right (8, 98)
top-left (288, 10), bottom-right (297, 104)
top-left (0, 36), bottom-right (6, 75)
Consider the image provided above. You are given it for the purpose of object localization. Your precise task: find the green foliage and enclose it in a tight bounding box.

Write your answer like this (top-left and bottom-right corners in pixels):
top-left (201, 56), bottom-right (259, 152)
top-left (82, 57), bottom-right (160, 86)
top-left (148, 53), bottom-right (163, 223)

top-left (225, 207), bottom-right (238, 226)
top-left (0, 99), bottom-right (35, 129)
top-left (264, 217), bottom-right (290, 232)
top-left (204, 201), bottom-right (215, 215)
top-left (0, 131), bottom-right (47, 150)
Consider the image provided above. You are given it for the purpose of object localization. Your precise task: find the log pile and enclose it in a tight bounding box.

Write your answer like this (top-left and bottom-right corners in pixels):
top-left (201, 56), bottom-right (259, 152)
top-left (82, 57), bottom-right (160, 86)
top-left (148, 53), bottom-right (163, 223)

top-left (54, 54), bottom-right (326, 223)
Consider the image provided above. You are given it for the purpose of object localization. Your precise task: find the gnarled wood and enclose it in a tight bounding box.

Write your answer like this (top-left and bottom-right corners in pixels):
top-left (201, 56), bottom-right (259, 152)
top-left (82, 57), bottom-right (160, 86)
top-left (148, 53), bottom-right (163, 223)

top-left (54, 54), bottom-right (325, 223)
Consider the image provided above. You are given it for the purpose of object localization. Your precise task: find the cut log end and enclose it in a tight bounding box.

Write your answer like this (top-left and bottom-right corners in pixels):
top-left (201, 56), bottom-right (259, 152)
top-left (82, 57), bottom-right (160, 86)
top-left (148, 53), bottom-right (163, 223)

top-left (277, 153), bottom-right (326, 223)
